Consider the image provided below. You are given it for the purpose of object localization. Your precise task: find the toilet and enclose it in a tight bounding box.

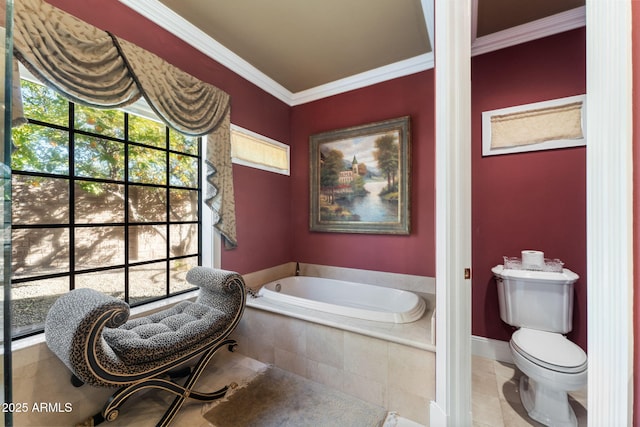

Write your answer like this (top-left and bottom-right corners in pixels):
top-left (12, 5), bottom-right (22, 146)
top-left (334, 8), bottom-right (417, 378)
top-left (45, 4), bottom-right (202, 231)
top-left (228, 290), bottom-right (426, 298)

top-left (492, 264), bottom-right (587, 427)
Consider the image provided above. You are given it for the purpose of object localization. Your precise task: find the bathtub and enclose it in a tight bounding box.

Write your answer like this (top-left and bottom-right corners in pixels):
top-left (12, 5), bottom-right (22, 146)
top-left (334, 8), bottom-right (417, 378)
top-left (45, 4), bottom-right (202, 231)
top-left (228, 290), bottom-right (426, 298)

top-left (257, 275), bottom-right (426, 323)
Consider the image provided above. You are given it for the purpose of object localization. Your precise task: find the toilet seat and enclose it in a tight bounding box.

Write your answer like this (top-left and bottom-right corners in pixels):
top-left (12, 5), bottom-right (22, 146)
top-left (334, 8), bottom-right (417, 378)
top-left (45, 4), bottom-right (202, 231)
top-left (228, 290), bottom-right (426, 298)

top-left (511, 328), bottom-right (587, 374)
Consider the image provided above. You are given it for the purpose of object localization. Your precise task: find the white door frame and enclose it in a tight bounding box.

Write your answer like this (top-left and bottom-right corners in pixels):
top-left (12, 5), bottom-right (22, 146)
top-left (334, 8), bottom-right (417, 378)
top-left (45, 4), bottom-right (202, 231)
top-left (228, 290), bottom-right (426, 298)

top-left (585, 0), bottom-right (634, 424)
top-left (431, 0), bottom-right (634, 425)
top-left (430, 0), bottom-right (472, 425)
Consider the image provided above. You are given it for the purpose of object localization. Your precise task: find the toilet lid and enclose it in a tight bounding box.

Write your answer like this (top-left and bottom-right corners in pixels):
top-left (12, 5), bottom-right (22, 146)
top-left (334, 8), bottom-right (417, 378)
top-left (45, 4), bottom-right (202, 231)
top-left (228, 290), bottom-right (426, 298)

top-left (511, 328), bottom-right (587, 374)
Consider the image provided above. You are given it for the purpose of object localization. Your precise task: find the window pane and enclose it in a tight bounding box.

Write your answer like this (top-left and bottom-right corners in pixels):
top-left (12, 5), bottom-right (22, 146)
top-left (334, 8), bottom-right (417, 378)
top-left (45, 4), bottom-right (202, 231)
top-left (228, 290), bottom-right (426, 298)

top-left (169, 189), bottom-right (198, 222)
top-left (75, 226), bottom-right (125, 269)
top-left (75, 269), bottom-right (125, 300)
top-left (12, 277), bottom-right (69, 337)
top-left (170, 257), bottom-right (198, 294)
top-left (13, 176), bottom-right (69, 225)
top-left (128, 225), bottom-right (167, 263)
top-left (11, 84), bottom-right (202, 337)
top-left (75, 104), bottom-right (124, 139)
top-left (129, 185), bottom-right (166, 223)
top-left (20, 79), bottom-right (69, 126)
top-left (11, 124), bottom-right (69, 174)
top-left (12, 228), bottom-right (70, 279)
top-left (170, 224), bottom-right (198, 257)
top-left (75, 181), bottom-right (125, 224)
top-left (129, 114), bottom-right (166, 148)
top-left (129, 262), bottom-right (166, 305)
top-left (128, 145), bottom-right (166, 185)
top-left (231, 127), bottom-right (289, 174)
top-left (170, 153), bottom-right (198, 187)
top-left (170, 129), bottom-right (198, 155)
top-left (75, 135), bottom-right (125, 180)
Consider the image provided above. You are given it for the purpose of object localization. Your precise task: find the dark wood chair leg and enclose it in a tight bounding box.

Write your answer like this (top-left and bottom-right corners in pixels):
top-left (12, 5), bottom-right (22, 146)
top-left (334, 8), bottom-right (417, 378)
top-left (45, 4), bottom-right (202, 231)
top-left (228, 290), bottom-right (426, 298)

top-left (156, 339), bottom-right (236, 427)
top-left (86, 339), bottom-right (238, 426)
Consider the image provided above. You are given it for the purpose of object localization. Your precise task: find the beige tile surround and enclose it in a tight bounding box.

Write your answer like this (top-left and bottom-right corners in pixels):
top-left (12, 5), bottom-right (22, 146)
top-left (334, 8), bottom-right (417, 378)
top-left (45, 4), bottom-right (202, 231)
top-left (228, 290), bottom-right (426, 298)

top-left (232, 263), bottom-right (437, 425)
top-left (241, 262), bottom-right (436, 295)
top-left (230, 307), bottom-right (435, 425)
top-left (11, 339), bottom-right (115, 427)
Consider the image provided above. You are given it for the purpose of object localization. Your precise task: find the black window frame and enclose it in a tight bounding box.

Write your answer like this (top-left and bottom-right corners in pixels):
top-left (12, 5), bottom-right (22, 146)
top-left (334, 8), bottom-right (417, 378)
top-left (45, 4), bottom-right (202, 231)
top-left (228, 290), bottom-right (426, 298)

top-left (10, 80), bottom-right (203, 340)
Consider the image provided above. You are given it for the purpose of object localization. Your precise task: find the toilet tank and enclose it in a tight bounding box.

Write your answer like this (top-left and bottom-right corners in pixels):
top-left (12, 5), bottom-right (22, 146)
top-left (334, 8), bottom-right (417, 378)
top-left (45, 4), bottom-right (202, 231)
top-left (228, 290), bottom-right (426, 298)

top-left (492, 265), bottom-right (579, 334)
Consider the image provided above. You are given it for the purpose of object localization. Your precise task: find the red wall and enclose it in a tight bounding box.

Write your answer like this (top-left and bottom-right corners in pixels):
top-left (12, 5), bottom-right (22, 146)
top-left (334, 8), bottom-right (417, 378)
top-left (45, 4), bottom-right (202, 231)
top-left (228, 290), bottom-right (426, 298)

top-left (471, 29), bottom-right (587, 350)
top-left (45, 0), bottom-right (293, 274)
top-left (290, 71), bottom-right (436, 277)
top-left (43, 2), bottom-right (589, 350)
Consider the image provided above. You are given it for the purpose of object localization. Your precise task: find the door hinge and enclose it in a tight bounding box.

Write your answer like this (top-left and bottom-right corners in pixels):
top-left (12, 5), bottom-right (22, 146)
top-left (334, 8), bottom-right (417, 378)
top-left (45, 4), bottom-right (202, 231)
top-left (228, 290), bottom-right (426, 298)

top-left (464, 268), bottom-right (471, 280)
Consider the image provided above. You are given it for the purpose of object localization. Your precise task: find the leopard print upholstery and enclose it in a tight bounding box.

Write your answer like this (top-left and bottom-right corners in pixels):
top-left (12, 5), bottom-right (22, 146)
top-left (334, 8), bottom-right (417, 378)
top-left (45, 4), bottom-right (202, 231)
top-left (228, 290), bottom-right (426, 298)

top-left (102, 301), bottom-right (228, 365)
top-left (44, 267), bottom-right (246, 388)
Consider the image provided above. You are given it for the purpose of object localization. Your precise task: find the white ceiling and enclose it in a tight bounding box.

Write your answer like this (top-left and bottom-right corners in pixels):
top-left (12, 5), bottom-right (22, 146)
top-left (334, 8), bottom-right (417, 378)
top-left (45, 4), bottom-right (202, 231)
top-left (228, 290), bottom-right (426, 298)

top-left (119, 0), bottom-right (585, 106)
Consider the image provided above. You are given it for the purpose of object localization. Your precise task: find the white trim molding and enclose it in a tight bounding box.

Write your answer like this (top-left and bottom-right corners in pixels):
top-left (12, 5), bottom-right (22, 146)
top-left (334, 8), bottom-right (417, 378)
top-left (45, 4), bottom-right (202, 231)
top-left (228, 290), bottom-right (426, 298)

top-left (432, 0), bottom-right (473, 425)
top-left (289, 53), bottom-right (434, 106)
top-left (421, 0), bottom-right (435, 54)
top-left (586, 0), bottom-right (634, 424)
top-left (118, 0), bottom-right (294, 105)
top-left (118, 0), bottom-right (584, 107)
top-left (471, 336), bottom-right (512, 364)
top-left (472, 6), bottom-right (586, 57)
top-left (471, 0), bottom-right (479, 44)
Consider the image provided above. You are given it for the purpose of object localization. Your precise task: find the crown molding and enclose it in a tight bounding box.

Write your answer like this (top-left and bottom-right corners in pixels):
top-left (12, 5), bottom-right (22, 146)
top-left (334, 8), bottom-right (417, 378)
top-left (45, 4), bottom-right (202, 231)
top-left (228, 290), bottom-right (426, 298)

top-left (471, 6), bottom-right (586, 57)
top-left (118, 0), bottom-right (294, 105)
top-left (471, 0), bottom-right (479, 43)
top-left (118, 0), bottom-right (433, 106)
top-left (119, 1), bottom-right (585, 106)
top-left (421, 0), bottom-right (435, 52)
top-left (290, 53), bottom-right (434, 106)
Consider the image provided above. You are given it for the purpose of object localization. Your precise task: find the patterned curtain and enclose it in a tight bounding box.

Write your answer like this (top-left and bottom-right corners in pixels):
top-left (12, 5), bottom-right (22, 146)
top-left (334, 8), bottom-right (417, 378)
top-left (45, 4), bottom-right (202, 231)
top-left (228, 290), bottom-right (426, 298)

top-left (13, 0), bottom-right (238, 247)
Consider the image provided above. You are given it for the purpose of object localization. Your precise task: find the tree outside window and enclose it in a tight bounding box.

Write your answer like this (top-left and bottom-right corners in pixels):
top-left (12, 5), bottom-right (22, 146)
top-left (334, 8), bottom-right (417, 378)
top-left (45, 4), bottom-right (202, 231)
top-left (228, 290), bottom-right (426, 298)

top-left (10, 79), bottom-right (202, 338)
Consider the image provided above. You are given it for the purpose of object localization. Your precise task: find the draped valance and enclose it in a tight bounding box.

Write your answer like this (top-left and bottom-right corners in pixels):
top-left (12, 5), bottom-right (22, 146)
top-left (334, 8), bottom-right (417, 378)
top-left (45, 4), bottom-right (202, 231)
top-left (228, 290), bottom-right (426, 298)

top-left (13, 0), bottom-right (237, 247)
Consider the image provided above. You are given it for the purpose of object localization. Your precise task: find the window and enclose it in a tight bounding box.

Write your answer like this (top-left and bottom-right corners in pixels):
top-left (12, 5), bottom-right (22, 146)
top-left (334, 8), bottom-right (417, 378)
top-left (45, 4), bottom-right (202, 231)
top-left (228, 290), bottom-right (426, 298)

top-left (10, 78), bottom-right (202, 338)
top-left (231, 124), bottom-right (289, 175)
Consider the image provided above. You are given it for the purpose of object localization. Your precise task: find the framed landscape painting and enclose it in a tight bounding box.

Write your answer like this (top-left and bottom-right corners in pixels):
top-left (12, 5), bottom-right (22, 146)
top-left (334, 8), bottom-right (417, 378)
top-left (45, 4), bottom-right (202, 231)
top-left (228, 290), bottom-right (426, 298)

top-left (309, 116), bottom-right (410, 234)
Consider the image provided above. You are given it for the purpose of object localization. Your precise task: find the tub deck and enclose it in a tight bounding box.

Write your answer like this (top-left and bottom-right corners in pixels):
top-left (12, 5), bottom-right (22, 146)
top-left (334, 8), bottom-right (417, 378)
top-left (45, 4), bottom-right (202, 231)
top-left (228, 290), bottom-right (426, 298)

top-left (246, 291), bottom-right (435, 352)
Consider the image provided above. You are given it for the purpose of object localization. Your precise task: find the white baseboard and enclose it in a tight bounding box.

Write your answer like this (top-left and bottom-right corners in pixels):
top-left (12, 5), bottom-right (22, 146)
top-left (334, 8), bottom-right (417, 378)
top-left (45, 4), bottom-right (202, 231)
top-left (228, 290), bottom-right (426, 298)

top-left (428, 401), bottom-right (447, 427)
top-left (428, 337), bottom-right (511, 427)
top-left (471, 335), bottom-right (513, 364)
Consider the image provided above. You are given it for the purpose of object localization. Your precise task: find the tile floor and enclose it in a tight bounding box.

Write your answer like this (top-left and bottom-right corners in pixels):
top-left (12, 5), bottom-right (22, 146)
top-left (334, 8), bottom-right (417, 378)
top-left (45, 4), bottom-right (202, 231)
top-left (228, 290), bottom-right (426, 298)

top-left (111, 349), bottom-right (268, 427)
top-left (472, 355), bottom-right (588, 427)
top-left (107, 350), bottom-right (587, 427)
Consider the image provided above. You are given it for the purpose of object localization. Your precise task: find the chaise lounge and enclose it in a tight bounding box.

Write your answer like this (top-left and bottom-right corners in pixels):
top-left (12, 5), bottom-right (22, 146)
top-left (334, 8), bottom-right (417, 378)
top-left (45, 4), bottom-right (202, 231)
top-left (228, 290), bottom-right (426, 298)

top-left (44, 267), bottom-right (246, 427)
